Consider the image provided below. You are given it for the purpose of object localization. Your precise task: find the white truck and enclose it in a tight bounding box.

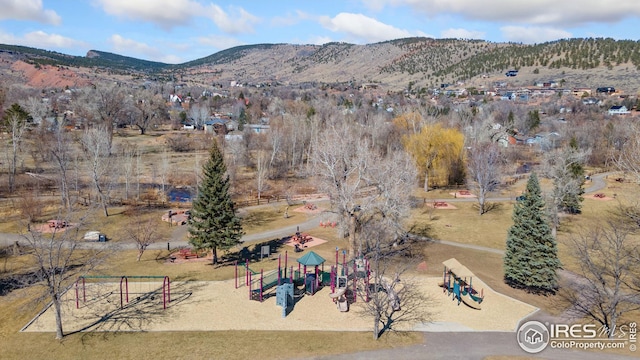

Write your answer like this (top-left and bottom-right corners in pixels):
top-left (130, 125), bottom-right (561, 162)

top-left (83, 231), bottom-right (107, 242)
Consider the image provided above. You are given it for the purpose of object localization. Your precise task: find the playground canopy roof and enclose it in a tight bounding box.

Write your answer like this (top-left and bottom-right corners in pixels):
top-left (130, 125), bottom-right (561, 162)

top-left (442, 258), bottom-right (476, 279)
top-left (296, 251), bottom-right (326, 266)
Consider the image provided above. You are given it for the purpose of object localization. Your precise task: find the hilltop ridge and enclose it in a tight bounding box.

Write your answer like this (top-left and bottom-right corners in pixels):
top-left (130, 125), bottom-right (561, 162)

top-left (1, 37), bottom-right (640, 92)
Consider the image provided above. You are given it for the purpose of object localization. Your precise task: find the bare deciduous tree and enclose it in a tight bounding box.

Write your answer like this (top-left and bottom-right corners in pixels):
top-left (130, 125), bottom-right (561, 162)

top-left (50, 125), bottom-right (74, 210)
top-left (466, 142), bottom-right (504, 215)
top-left (160, 149), bottom-right (171, 198)
top-left (357, 220), bottom-right (433, 339)
top-left (17, 192), bottom-right (43, 225)
top-left (254, 149), bottom-right (269, 200)
top-left (561, 214), bottom-right (640, 336)
top-left (20, 96), bottom-right (49, 125)
top-left (21, 213), bottom-right (109, 339)
top-left (81, 126), bottom-right (113, 217)
top-left (119, 142), bottom-right (138, 201)
top-left (612, 122), bottom-right (640, 182)
top-left (313, 120), bottom-right (417, 259)
top-left (73, 83), bottom-right (127, 151)
top-left (542, 142), bottom-right (590, 235)
top-left (188, 103), bottom-right (210, 129)
top-left (125, 213), bottom-right (162, 261)
top-left (132, 90), bottom-right (166, 135)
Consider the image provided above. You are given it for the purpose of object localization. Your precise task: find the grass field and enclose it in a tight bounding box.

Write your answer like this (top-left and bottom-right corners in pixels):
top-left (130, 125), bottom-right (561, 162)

top-left (1, 173), bottom-right (639, 359)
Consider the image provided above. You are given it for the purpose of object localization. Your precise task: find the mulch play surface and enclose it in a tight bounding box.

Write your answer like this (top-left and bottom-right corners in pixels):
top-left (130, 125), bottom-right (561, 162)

top-left (426, 201), bottom-right (458, 209)
top-left (283, 235), bottom-right (327, 249)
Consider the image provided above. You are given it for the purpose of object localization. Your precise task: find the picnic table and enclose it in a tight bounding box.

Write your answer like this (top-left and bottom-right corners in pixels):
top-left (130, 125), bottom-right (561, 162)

top-left (48, 220), bottom-right (68, 228)
top-left (291, 232), bottom-right (312, 244)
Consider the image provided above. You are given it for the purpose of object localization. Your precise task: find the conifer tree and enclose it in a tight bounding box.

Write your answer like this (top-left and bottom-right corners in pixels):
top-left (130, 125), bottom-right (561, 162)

top-left (188, 140), bottom-right (243, 264)
top-left (504, 173), bottom-right (560, 294)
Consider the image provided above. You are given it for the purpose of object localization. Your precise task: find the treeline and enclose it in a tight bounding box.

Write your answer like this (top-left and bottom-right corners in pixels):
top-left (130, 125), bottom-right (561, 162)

top-left (434, 38), bottom-right (640, 82)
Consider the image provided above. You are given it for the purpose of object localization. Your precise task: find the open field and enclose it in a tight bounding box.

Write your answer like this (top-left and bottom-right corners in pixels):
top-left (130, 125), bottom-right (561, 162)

top-left (2, 170), bottom-right (640, 359)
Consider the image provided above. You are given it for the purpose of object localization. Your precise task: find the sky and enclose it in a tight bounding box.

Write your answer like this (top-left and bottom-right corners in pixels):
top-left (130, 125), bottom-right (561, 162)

top-left (1, 0), bottom-right (639, 64)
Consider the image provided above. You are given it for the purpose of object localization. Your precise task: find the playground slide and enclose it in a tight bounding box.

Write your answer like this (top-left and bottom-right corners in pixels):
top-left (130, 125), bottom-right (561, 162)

top-left (460, 292), bottom-right (482, 310)
top-left (328, 287), bottom-right (346, 299)
top-left (329, 288), bottom-right (349, 312)
top-left (337, 298), bottom-right (348, 312)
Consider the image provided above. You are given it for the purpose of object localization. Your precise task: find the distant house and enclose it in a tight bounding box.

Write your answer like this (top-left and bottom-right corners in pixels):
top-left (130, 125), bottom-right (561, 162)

top-left (573, 87), bottom-right (591, 96)
top-left (246, 124), bottom-right (270, 134)
top-left (204, 118), bottom-right (228, 134)
top-left (497, 135), bottom-right (517, 147)
top-left (608, 105), bottom-right (630, 115)
top-left (582, 97), bottom-right (599, 105)
top-left (529, 132), bottom-right (561, 149)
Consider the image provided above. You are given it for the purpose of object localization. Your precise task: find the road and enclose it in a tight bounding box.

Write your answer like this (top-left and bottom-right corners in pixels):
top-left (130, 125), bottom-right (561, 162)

top-left (304, 332), bottom-right (637, 360)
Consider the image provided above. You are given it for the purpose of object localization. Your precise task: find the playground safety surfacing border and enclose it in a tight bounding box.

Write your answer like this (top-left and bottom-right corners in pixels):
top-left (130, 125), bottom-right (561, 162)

top-left (22, 276), bottom-right (537, 334)
top-left (283, 236), bottom-right (327, 249)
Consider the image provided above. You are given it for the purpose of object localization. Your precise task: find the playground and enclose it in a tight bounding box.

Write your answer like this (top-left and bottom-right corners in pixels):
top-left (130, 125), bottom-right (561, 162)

top-left (22, 261), bottom-right (537, 334)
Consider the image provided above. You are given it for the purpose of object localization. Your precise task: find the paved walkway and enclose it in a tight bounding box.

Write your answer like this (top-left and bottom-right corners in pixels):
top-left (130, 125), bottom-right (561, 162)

top-left (304, 332), bottom-right (637, 360)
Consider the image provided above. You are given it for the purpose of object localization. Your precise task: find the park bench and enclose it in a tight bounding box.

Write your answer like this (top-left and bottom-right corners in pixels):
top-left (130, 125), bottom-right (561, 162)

top-left (178, 248), bottom-right (199, 259)
top-left (291, 232), bottom-right (312, 244)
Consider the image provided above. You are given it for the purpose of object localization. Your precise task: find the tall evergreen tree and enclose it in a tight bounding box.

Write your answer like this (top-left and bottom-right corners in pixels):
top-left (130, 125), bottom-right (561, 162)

top-left (504, 173), bottom-right (560, 294)
top-left (188, 140), bottom-right (243, 264)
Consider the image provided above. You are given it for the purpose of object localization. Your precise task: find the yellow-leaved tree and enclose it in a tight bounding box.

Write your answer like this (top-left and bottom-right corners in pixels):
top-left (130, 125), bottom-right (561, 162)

top-left (402, 123), bottom-right (466, 191)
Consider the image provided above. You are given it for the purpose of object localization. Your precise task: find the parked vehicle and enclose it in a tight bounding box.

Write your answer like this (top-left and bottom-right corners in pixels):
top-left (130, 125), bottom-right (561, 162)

top-left (84, 231), bottom-right (107, 242)
top-left (596, 86), bottom-right (615, 93)
top-left (505, 70), bottom-right (518, 77)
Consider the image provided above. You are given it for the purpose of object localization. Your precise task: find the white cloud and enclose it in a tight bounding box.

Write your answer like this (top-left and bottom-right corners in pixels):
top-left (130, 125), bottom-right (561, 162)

top-left (159, 54), bottom-right (183, 64)
top-left (501, 26), bottom-right (572, 44)
top-left (202, 4), bottom-right (260, 34)
top-left (365, 0), bottom-right (640, 27)
top-left (197, 35), bottom-right (244, 50)
top-left (319, 13), bottom-right (415, 43)
top-left (97, 0), bottom-right (198, 29)
top-left (308, 36), bottom-right (333, 45)
top-left (0, 0), bottom-right (61, 25)
top-left (0, 30), bottom-right (86, 49)
top-left (441, 28), bottom-right (485, 40)
top-left (97, 0), bottom-right (259, 33)
top-left (108, 34), bottom-right (168, 60)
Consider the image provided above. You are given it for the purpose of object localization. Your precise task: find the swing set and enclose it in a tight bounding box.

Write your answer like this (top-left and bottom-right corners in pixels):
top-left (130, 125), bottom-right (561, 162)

top-left (74, 275), bottom-right (171, 310)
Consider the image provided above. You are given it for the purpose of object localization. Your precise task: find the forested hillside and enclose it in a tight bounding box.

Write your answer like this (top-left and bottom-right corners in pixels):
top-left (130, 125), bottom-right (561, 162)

top-left (2, 37), bottom-right (640, 91)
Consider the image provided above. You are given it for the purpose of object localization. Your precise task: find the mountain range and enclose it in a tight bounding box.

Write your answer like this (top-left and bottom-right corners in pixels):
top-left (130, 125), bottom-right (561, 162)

top-left (1, 37), bottom-right (640, 93)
